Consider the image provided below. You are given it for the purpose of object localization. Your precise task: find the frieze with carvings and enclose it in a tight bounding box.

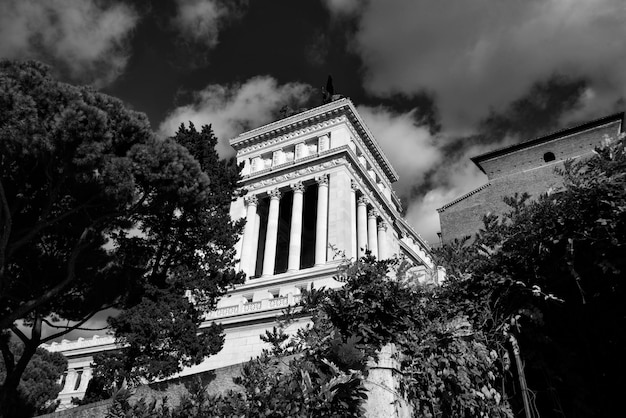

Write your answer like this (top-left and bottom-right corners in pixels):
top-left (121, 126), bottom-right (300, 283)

top-left (245, 157), bottom-right (348, 191)
top-left (239, 117), bottom-right (347, 154)
top-left (239, 112), bottom-right (395, 187)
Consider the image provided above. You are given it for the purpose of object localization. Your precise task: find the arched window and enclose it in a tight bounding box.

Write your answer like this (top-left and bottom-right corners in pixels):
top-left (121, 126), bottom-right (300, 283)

top-left (543, 152), bottom-right (555, 162)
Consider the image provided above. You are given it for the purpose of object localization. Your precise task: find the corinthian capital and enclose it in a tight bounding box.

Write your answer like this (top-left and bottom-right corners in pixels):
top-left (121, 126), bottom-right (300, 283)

top-left (315, 174), bottom-right (329, 186)
top-left (291, 181), bottom-right (305, 193)
top-left (368, 209), bottom-right (379, 219)
top-left (244, 194), bottom-right (258, 206)
top-left (268, 188), bottom-right (282, 200)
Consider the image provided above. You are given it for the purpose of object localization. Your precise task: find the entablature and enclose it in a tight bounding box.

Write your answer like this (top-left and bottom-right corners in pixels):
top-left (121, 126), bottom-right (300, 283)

top-left (239, 146), bottom-right (402, 223)
top-left (230, 98), bottom-right (399, 185)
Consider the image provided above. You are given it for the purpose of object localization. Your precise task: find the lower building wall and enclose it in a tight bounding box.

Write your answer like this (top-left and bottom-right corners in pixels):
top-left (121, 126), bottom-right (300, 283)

top-left (41, 346), bottom-right (413, 418)
top-left (440, 162), bottom-right (569, 242)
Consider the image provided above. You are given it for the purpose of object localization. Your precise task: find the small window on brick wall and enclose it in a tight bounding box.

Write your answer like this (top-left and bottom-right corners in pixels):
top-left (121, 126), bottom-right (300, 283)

top-left (543, 151), bottom-right (555, 162)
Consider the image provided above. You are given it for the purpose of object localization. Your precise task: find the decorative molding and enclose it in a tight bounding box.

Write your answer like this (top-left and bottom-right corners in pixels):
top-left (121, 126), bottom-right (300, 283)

top-left (231, 98), bottom-right (399, 184)
top-left (437, 183), bottom-right (492, 212)
top-left (357, 196), bottom-right (369, 206)
top-left (244, 157), bottom-right (348, 192)
top-left (350, 179), bottom-right (359, 192)
top-left (290, 181), bottom-right (305, 193)
top-left (244, 194), bottom-right (258, 206)
top-left (378, 221), bottom-right (388, 232)
top-left (315, 174), bottom-right (329, 186)
top-left (268, 188), bottom-right (281, 200)
top-left (238, 116), bottom-right (347, 155)
top-left (41, 335), bottom-right (116, 353)
top-left (368, 209), bottom-right (380, 219)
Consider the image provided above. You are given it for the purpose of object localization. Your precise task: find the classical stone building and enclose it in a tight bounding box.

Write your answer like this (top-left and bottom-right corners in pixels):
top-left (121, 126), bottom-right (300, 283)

top-left (438, 112), bottom-right (624, 243)
top-left (43, 98), bottom-right (435, 413)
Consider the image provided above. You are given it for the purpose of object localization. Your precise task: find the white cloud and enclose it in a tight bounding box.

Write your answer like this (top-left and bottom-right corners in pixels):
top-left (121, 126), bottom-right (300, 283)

top-left (159, 76), bottom-right (314, 156)
top-left (172, 0), bottom-right (246, 47)
top-left (357, 106), bottom-right (439, 196)
top-left (0, 0), bottom-right (138, 87)
top-left (327, 0), bottom-right (626, 132)
top-left (322, 0), bottom-right (360, 16)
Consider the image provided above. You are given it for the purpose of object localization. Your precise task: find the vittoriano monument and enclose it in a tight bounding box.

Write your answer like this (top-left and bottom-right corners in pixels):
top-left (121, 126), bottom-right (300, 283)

top-left (44, 98), bottom-right (436, 409)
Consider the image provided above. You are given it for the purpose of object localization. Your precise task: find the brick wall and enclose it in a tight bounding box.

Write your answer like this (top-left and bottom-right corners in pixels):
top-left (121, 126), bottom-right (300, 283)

top-left (479, 121), bottom-right (620, 179)
top-left (440, 163), bottom-right (566, 241)
top-left (439, 119), bottom-right (622, 243)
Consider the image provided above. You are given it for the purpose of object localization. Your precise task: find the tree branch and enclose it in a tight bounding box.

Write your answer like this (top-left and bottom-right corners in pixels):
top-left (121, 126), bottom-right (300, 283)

top-left (10, 325), bottom-right (29, 345)
top-left (566, 238), bottom-right (586, 304)
top-left (0, 178), bottom-right (12, 291)
top-left (42, 318), bottom-right (109, 332)
top-left (40, 305), bottom-right (114, 344)
top-left (7, 196), bottom-right (98, 260)
top-left (0, 227), bottom-right (92, 331)
top-left (0, 336), bottom-right (15, 376)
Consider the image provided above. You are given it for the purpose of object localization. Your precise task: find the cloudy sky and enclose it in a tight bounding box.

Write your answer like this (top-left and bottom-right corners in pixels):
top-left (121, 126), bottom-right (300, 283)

top-left (2, 0), bottom-right (625, 246)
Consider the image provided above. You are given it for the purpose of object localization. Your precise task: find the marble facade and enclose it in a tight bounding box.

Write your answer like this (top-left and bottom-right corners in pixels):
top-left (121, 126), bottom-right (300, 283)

top-left (43, 98), bottom-right (435, 410)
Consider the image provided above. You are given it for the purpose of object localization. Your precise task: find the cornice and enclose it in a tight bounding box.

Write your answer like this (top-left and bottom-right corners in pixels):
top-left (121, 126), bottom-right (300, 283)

top-left (236, 116), bottom-right (346, 155)
top-left (396, 217), bottom-right (432, 251)
top-left (437, 183), bottom-right (492, 213)
top-left (229, 98), bottom-right (399, 183)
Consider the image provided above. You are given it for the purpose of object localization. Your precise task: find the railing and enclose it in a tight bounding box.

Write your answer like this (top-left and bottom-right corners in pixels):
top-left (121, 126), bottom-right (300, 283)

top-left (205, 294), bottom-right (302, 320)
top-left (42, 335), bottom-right (116, 353)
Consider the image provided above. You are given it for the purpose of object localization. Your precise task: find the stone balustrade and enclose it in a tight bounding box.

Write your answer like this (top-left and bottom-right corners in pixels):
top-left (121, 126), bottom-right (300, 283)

top-left (205, 294), bottom-right (302, 320)
top-left (42, 335), bottom-right (116, 353)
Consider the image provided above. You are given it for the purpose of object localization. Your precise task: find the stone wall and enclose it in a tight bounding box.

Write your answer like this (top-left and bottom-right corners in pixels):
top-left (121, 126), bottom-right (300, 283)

top-left (36, 365), bottom-right (243, 418)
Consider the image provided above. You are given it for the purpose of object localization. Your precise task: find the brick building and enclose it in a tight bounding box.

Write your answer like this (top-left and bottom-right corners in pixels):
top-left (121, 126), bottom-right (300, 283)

top-left (438, 112), bottom-right (624, 243)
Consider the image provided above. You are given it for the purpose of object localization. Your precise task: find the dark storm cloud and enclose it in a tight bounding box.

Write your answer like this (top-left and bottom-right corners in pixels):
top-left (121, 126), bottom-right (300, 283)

top-left (326, 0), bottom-right (626, 131)
top-left (320, 0), bottom-right (626, 242)
top-left (3, 0), bottom-right (623, 245)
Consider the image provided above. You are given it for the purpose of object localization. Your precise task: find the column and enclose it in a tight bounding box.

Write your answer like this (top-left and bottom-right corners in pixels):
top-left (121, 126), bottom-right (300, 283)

top-left (63, 370), bottom-right (77, 393)
top-left (368, 209), bottom-right (379, 259)
top-left (288, 182), bottom-right (304, 272)
top-left (350, 181), bottom-right (358, 259)
top-left (262, 189), bottom-right (281, 277)
top-left (250, 212), bottom-right (261, 277)
top-left (240, 195), bottom-right (258, 277)
top-left (315, 175), bottom-right (329, 266)
top-left (78, 368), bottom-right (92, 392)
top-left (357, 197), bottom-right (368, 257)
top-left (378, 221), bottom-right (388, 260)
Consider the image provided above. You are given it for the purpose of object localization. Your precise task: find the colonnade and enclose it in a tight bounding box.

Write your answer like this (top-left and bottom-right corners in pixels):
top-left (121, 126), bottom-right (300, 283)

top-left (239, 174), bottom-right (389, 278)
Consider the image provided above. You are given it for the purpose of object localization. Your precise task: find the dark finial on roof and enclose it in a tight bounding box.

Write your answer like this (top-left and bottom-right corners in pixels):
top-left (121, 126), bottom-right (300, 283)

top-left (321, 75), bottom-right (335, 104)
top-left (326, 75), bottom-right (334, 97)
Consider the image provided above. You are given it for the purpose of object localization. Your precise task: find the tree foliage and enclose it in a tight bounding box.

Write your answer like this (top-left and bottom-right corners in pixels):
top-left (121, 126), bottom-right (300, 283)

top-left (0, 335), bottom-right (67, 417)
top-left (106, 256), bottom-right (512, 417)
top-left (0, 60), bottom-right (243, 414)
top-left (435, 135), bottom-right (626, 417)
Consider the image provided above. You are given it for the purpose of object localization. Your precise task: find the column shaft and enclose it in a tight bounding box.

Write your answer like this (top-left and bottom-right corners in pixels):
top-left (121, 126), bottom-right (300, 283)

top-left (240, 195), bottom-right (258, 277)
top-left (262, 189), bottom-right (281, 277)
top-left (350, 181), bottom-right (358, 259)
top-left (368, 210), bottom-right (379, 259)
top-left (250, 212), bottom-right (261, 276)
top-left (357, 197), bottom-right (368, 257)
top-left (378, 221), bottom-right (388, 260)
top-left (288, 182), bottom-right (304, 271)
top-left (315, 175), bottom-right (329, 266)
